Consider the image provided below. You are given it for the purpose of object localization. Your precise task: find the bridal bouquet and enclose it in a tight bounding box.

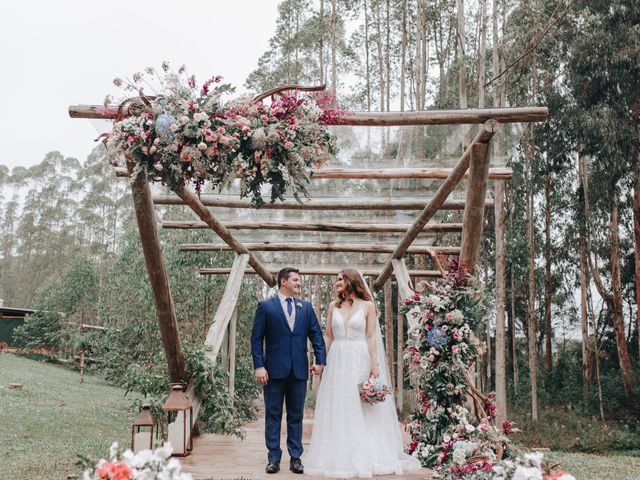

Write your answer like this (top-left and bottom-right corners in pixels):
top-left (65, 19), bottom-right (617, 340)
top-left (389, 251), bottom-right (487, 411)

top-left (358, 377), bottom-right (390, 404)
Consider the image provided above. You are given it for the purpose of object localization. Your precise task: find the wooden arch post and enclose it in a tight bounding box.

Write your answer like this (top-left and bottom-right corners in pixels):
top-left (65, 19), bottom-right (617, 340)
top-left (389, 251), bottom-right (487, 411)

top-left (128, 159), bottom-right (187, 383)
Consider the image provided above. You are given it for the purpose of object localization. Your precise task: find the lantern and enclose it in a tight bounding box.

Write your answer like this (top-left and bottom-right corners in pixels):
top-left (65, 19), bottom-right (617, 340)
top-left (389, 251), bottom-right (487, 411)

top-left (131, 403), bottom-right (155, 453)
top-left (161, 384), bottom-right (193, 456)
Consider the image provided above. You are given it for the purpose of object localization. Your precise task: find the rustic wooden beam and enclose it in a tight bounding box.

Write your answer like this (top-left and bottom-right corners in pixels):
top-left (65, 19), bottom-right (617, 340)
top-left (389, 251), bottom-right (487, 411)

top-left (188, 254), bottom-right (249, 421)
top-left (127, 161), bottom-right (187, 383)
top-left (163, 220), bottom-right (464, 234)
top-left (153, 194), bottom-right (493, 211)
top-left (199, 267), bottom-right (443, 277)
top-left (459, 141), bottom-right (492, 271)
top-left (69, 105), bottom-right (548, 125)
top-left (117, 166), bottom-right (511, 180)
top-left (312, 166), bottom-right (512, 180)
top-left (171, 185), bottom-right (276, 287)
top-left (372, 120), bottom-right (500, 289)
top-left (180, 242), bottom-right (460, 255)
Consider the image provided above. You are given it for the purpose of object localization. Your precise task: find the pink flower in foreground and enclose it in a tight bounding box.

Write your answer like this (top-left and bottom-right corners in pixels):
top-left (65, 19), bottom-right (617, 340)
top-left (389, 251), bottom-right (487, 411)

top-left (451, 345), bottom-right (460, 353)
top-left (284, 140), bottom-right (295, 150)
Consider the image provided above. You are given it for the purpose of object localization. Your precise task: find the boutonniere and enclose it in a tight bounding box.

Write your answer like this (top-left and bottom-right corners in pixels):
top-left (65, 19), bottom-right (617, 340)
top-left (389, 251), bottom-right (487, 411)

top-left (296, 301), bottom-right (303, 309)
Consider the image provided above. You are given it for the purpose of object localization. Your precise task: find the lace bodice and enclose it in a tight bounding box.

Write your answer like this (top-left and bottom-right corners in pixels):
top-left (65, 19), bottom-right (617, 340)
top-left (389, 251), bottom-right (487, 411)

top-left (332, 308), bottom-right (367, 341)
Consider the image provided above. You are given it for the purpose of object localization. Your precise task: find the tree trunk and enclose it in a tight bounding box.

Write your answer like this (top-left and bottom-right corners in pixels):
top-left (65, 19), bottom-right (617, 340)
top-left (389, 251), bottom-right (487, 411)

top-left (544, 173), bottom-right (553, 370)
top-left (477, 0), bottom-right (487, 108)
top-left (609, 186), bottom-right (636, 399)
top-left (319, 0), bottom-right (325, 84)
top-left (526, 127), bottom-right (538, 422)
top-left (396, 288), bottom-right (404, 413)
top-left (364, 0), bottom-right (371, 111)
top-left (578, 156), bottom-right (591, 405)
top-left (331, 0), bottom-right (337, 98)
top-left (457, 0), bottom-right (468, 111)
top-left (374, 0), bottom-right (385, 112)
top-left (494, 181), bottom-right (507, 423)
top-left (400, 0), bottom-right (407, 112)
top-left (633, 129), bottom-right (640, 361)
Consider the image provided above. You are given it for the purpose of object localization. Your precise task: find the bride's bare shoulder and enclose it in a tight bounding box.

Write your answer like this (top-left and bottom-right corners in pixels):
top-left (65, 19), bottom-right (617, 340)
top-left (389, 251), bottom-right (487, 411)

top-left (328, 300), bottom-right (337, 310)
top-left (363, 300), bottom-right (376, 311)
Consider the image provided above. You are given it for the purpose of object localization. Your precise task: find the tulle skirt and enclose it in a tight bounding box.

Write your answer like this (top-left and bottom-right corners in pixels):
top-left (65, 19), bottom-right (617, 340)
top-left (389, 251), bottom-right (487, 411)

top-left (304, 339), bottom-right (421, 478)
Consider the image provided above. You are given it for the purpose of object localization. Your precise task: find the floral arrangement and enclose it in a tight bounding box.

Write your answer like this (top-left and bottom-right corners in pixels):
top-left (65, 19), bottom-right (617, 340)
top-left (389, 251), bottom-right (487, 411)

top-left (82, 442), bottom-right (192, 480)
top-left (358, 376), bottom-right (391, 404)
top-left (104, 63), bottom-right (342, 207)
top-left (401, 257), bottom-right (574, 480)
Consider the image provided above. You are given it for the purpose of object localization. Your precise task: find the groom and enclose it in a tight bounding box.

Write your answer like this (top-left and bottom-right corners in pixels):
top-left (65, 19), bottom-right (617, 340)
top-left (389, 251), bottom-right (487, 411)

top-left (251, 267), bottom-right (326, 474)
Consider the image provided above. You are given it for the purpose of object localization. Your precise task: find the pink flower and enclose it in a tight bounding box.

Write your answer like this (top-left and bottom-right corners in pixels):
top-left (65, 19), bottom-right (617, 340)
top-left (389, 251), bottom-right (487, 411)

top-left (441, 325), bottom-right (449, 332)
top-left (452, 332), bottom-right (461, 341)
top-left (284, 140), bottom-right (295, 150)
top-left (412, 354), bottom-right (422, 364)
top-left (451, 345), bottom-right (460, 353)
top-left (97, 462), bottom-right (115, 479)
top-left (502, 420), bottom-right (515, 435)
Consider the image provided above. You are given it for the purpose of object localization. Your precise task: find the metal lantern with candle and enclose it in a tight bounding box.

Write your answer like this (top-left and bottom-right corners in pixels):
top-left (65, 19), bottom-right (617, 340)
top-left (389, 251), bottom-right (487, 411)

top-left (131, 402), bottom-right (155, 453)
top-left (161, 384), bottom-right (193, 456)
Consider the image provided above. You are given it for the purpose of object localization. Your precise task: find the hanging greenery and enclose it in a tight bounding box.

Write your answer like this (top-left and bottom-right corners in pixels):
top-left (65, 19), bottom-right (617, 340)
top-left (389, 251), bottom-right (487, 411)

top-left (104, 63), bottom-right (342, 207)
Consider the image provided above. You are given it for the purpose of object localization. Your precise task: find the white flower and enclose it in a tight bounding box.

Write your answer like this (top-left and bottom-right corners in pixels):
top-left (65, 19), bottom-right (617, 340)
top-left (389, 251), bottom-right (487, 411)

top-left (181, 115), bottom-right (190, 124)
top-left (556, 475), bottom-right (576, 480)
top-left (109, 442), bottom-right (119, 460)
top-left (170, 124), bottom-right (179, 132)
top-left (197, 142), bottom-right (207, 151)
top-left (465, 423), bottom-right (475, 433)
top-left (156, 441), bottom-right (174, 460)
top-left (524, 452), bottom-right (544, 468)
top-left (512, 465), bottom-right (543, 480)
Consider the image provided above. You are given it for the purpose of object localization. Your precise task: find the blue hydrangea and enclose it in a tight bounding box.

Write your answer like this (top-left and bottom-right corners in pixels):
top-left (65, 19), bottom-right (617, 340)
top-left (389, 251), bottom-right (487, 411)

top-left (155, 113), bottom-right (176, 140)
top-left (426, 326), bottom-right (449, 349)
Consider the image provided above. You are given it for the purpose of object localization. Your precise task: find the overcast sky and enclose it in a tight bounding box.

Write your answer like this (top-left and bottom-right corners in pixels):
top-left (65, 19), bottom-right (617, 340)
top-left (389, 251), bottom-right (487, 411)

top-left (0, 0), bottom-right (280, 170)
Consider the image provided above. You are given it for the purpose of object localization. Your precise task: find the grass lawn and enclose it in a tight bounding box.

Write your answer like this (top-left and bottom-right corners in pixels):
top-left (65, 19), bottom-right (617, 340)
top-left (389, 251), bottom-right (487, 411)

top-left (0, 353), bottom-right (139, 480)
top-left (546, 451), bottom-right (640, 480)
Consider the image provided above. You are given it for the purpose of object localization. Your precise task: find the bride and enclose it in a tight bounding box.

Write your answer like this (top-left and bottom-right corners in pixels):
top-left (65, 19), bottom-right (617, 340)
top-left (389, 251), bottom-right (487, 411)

top-left (304, 268), bottom-right (421, 478)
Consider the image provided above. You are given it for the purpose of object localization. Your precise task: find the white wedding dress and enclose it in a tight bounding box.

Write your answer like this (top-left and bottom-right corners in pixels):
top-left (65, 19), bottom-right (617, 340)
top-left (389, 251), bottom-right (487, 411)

top-left (304, 307), bottom-right (421, 478)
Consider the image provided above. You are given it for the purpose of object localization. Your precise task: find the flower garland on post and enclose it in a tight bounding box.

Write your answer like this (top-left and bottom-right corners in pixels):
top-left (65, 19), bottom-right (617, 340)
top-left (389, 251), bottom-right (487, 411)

top-left (103, 63), bottom-right (342, 207)
top-left (402, 258), bottom-right (574, 480)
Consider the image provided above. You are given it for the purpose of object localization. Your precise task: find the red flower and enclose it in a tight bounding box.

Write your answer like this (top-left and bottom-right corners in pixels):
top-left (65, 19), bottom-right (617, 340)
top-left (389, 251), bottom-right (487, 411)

top-left (502, 420), bottom-right (515, 435)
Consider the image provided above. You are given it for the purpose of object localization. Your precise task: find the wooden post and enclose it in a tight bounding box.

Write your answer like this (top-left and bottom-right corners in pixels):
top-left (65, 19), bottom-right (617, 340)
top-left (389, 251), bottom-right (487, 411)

top-left (128, 164), bottom-right (187, 383)
top-left (396, 288), bottom-right (404, 414)
top-left (494, 181), bottom-right (507, 423)
top-left (228, 307), bottom-right (237, 397)
top-left (384, 281), bottom-right (395, 390)
top-left (459, 141), bottom-right (492, 273)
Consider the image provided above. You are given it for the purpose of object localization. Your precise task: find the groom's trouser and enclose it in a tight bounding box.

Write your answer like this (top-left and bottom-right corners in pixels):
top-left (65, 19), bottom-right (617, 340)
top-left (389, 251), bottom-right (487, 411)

top-left (264, 372), bottom-right (307, 463)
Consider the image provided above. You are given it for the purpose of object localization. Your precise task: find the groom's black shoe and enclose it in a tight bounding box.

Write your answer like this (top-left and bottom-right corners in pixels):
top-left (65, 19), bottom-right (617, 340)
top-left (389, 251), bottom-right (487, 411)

top-left (290, 458), bottom-right (304, 474)
top-left (266, 462), bottom-right (280, 474)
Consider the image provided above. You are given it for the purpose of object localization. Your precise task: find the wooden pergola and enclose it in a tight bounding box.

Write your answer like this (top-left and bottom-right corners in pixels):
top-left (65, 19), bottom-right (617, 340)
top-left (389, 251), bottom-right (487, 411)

top-left (69, 104), bottom-right (546, 469)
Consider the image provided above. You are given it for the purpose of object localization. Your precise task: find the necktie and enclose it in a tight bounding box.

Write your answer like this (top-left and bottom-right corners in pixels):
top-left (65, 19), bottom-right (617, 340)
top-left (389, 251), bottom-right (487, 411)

top-left (286, 297), bottom-right (293, 316)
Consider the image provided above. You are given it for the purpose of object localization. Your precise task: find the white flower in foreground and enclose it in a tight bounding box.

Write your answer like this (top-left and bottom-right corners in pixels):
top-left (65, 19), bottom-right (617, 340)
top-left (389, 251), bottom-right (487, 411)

top-left (157, 442), bottom-right (174, 460)
top-left (109, 442), bottom-right (119, 460)
top-left (523, 451), bottom-right (544, 468)
top-left (512, 465), bottom-right (543, 480)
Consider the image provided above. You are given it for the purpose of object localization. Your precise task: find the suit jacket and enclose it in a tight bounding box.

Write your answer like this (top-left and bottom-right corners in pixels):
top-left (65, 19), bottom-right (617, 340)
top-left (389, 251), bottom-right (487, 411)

top-left (251, 296), bottom-right (327, 380)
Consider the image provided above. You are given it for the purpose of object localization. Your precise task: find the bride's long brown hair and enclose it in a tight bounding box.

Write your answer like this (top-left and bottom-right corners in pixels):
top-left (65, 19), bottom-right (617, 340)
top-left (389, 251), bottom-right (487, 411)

top-left (336, 268), bottom-right (374, 308)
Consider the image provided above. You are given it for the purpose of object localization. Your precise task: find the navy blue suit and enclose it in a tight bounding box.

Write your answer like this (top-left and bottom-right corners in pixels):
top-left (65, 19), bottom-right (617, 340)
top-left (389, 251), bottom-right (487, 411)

top-left (251, 296), bottom-right (326, 464)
